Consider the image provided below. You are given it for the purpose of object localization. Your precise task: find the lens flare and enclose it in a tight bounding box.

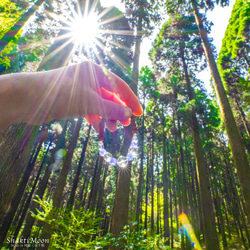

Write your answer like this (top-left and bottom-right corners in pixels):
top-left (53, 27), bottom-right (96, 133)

top-left (178, 213), bottom-right (202, 250)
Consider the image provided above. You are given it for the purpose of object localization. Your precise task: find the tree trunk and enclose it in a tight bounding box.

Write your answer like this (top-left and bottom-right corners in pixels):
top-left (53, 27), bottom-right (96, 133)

top-left (150, 132), bottom-right (155, 234)
top-left (110, 161), bottom-right (132, 248)
top-left (110, 15), bottom-right (141, 247)
top-left (144, 153), bottom-right (149, 230)
top-left (181, 51), bottom-right (220, 249)
top-left (0, 0), bottom-right (45, 53)
top-left (87, 158), bottom-right (99, 209)
top-left (156, 160), bottom-right (160, 235)
top-left (89, 157), bottom-right (104, 212)
top-left (21, 120), bottom-right (68, 240)
top-left (39, 119), bottom-right (82, 250)
top-left (97, 164), bottom-right (108, 213)
top-left (13, 140), bottom-right (51, 245)
top-left (192, 0), bottom-right (250, 222)
top-left (0, 124), bottom-right (36, 223)
top-left (135, 111), bottom-right (145, 230)
top-left (67, 124), bottom-right (91, 209)
top-left (0, 135), bottom-right (43, 246)
top-left (162, 121), bottom-right (170, 244)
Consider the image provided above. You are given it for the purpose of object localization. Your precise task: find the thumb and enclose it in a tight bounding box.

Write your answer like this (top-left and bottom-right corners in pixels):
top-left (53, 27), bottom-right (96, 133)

top-left (100, 99), bottom-right (132, 121)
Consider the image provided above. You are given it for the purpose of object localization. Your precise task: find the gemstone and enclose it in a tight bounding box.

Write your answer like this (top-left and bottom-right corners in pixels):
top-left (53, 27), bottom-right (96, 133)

top-left (99, 149), bottom-right (106, 156)
top-left (55, 149), bottom-right (65, 161)
top-left (110, 158), bottom-right (117, 166)
top-left (126, 153), bottom-right (134, 161)
top-left (117, 155), bottom-right (128, 168)
top-left (53, 159), bottom-right (62, 172)
top-left (131, 141), bottom-right (138, 147)
top-left (98, 141), bottom-right (104, 150)
top-left (128, 146), bottom-right (138, 158)
top-left (104, 152), bottom-right (112, 163)
top-left (132, 134), bottom-right (138, 143)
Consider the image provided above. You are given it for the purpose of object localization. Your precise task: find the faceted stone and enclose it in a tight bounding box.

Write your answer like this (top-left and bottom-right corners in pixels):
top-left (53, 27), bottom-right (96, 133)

top-left (99, 149), bottom-right (106, 156)
top-left (128, 146), bottom-right (138, 158)
top-left (53, 159), bottom-right (62, 172)
top-left (104, 152), bottom-right (112, 163)
top-left (55, 149), bottom-right (65, 161)
top-left (131, 141), bottom-right (138, 147)
top-left (126, 153), bottom-right (134, 161)
top-left (132, 134), bottom-right (138, 143)
top-left (98, 141), bottom-right (104, 150)
top-left (110, 158), bottom-right (117, 166)
top-left (117, 155), bottom-right (128, 168)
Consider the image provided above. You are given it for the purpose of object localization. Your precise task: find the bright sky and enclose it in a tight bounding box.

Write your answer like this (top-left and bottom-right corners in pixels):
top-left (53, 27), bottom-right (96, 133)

top-left (100, 0), bottom-right (236, 93)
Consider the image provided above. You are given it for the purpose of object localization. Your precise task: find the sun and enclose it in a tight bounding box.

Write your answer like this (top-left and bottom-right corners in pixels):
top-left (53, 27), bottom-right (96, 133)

top-left (70, 12), bottom-right (99, 46)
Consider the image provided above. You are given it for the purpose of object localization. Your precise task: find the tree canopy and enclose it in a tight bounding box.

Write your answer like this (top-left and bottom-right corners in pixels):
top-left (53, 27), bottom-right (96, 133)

top-left (0, 0), bottom-right (249, 249)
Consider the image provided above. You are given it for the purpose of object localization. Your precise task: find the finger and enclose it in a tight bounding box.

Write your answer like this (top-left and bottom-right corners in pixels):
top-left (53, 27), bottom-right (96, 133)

top-left (119, 119), bottom-right (131, 126)
top-left (85, 114), bottom-right (101, 133)
top-left (95, 65), bottom-right (143, 116)
top-left (88, 91), bottom-right (133, 121)
top-left (97, 87), bottom-right (125, 105)
top-left (106, 119), bottom-right (117, 132)
top-left (98, 88), bottom-right (130, 126)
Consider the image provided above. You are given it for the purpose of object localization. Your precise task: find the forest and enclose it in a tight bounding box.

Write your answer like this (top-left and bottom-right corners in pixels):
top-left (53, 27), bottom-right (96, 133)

top-left (0, 0), bottom-right (249, 249)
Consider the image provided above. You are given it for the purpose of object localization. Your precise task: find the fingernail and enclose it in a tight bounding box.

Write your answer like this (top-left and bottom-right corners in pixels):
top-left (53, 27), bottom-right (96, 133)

top-left (124, 107), bottom-right (132, 118)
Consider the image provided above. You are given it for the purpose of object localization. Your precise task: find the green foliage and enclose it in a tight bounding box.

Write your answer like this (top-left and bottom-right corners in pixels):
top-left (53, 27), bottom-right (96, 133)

top-left (0, 0), bottom-right (23, 39)
top-left (219, 0), bottom-right (250, 60)
top-left (0, 0), bottom-right (25, 70)
top-left (31, 196), bottom-right (110, 249)
top-left (112, 223), bottom-right (170, 249)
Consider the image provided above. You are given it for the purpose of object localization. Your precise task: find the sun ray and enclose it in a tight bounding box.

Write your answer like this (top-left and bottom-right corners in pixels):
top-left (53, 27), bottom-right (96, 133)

top-left (36, 0), bottom-right (135, 93)
top-left (100, 29), bottom-right (134, 36)
top-left (96, 35), bottom-right (131, 51)
top-left (99, 14), bottom-right (125, 26)
top-left (39, 37), bottom-right (76, 68)
top-left (94, 38), bottom-right (131, 75)
top-left (97, 6), bottom-right (114, 19)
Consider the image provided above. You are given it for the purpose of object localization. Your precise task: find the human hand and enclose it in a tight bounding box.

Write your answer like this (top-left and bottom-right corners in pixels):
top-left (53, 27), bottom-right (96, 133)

top-left (23, 61), bottom-right (142, 132)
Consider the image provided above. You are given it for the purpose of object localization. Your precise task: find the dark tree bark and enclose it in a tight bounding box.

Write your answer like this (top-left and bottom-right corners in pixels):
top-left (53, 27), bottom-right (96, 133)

top-left (162, 118), bottom-right (170, 245)
top-left (97, 164), bottom-right (108, 213)
top-left (13, 139), bottom-right (51, 245)
top-left (192, 0), bottom-right (250, 222)
top-left (89, 157), bottom-right (104, 212)
top-left (39, 119), bottom-right (82, 250)
top-left (144, 151), bottom-right (150, 231)
top-left (67, 124), bottom-right (91, 209)
top-left (0, 124), bottom-right (36, 223)
top-left (0, 0), bottom-right (45, 53)
top-left (0, 132), bottom-right (44, 246)
top-left (21, 120), bottom-right (68, 240)
top-left (135, 111), bottom-right (145, 230)
top-left (181, 51), bottom-right (219, 249)
top-left (150, 132), bottom-right (155, 234)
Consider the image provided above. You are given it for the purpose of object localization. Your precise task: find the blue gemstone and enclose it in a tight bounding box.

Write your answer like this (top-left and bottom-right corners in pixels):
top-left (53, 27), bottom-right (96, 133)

top-left (131, 141), bottom-right (138, 147)
top-left (110, 158), bottom-right (117, 166)
top-left (126, 153), bottom-right (134, 161)
top-left (99, 149), bottom-right (106, 156)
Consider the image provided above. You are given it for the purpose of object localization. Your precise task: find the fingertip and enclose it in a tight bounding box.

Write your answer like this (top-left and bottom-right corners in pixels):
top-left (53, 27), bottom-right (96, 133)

top-left (124, 107), bottom-right (132, 119)
top-left (85, 115), bottom-right (101, 133)
top-left (106, 120), bottom-right (117, 132)
top-left (120, 118), bottom-right (131, 126)
top-left (133, 104), bottom-right (143, 116)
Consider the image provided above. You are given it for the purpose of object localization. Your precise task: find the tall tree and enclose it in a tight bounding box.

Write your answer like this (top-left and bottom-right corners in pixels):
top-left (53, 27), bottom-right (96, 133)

top-left (190, 0), bottom-right (250, 221)
top-left (150, 15), bottom-right (220, 249)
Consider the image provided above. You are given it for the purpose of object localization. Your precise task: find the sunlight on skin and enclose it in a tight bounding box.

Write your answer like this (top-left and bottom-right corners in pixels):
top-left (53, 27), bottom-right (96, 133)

top-left (24, 0), bottom-right (140, 131)
top-left (178, 213), bottom-right (202, 250)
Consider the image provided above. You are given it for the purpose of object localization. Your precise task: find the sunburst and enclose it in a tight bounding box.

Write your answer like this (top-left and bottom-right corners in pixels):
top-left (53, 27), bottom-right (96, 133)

top-left (46, 0), bottom-right (134, 67)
